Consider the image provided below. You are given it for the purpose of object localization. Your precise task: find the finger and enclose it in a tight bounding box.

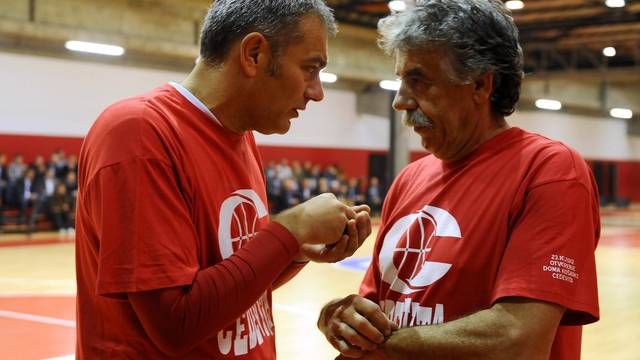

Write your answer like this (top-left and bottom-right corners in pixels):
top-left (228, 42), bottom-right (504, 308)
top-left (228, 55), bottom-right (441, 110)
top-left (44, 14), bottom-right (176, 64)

top-left (343, 204), bottom-right (357, 220)
top-left (330, 321), bottom-right (378, 352)
top-left (328, 234), bottom-right (349, 259)
top-left (354, 300), bottom-right (396, 336)
top-left (345, 219), bottom-right (359, 256)
top-left (351, 204), bottom-right (371, 214)
top-left (355, 212), bottom-right (372, 246)
top-left (343, 310), bottom-right (387, 344)
top-left (330, 338), bottom-right (365, 359)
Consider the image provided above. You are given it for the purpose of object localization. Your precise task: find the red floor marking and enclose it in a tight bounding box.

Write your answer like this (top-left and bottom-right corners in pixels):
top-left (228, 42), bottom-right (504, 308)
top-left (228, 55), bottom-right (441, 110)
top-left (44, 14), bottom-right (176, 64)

top-left (0, 317), bottom-right (75, 360)
top-left (0, 238), bottom-right (74, 248)
top-left (0, 296), bottom-right (75, 320)
top-left (0, 296), bottom-right (76, 360)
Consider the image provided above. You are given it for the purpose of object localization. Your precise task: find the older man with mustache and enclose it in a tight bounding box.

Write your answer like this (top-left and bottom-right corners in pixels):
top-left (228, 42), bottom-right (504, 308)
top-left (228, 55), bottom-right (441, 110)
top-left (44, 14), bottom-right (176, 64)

top-left (317, 1), bottom-right (600, 359)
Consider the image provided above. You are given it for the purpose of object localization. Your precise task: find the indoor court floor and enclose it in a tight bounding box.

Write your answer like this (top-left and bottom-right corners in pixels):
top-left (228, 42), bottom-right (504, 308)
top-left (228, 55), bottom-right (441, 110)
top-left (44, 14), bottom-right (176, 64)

top-left (1, 208), bottom-right (639, 360)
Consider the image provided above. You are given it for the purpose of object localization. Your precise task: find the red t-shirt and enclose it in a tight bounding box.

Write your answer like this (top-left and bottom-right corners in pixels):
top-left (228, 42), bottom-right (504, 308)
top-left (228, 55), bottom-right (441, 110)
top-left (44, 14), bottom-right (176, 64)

top-left (360, 127), bottom-right (600, 359)
top-left (76, 83), bottom-right (298, 358)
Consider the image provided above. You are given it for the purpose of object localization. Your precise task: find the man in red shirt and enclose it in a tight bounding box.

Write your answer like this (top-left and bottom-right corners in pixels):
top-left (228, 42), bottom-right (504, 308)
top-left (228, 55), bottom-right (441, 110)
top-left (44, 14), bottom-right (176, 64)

top-left (318, 1), bottom-right (600, 359)
top-left (75, 0), bottom-right (372, 358)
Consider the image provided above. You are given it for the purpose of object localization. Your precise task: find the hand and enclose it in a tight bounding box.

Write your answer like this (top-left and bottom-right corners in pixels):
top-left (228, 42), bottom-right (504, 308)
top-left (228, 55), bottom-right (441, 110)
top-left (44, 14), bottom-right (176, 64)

top-left (335, 349), bottom-right (386, 360)
top-left (274, 193), bottom-right (356, 246)
top-left (297, 205), bottom-right (372, 263)
top-left (319, 294), bottom-right (397, 358)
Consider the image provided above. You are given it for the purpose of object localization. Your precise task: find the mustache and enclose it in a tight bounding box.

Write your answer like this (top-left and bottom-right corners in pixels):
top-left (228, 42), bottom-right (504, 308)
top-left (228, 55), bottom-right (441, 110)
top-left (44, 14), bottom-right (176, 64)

top-left (402, 109), bottom-right (433, 128)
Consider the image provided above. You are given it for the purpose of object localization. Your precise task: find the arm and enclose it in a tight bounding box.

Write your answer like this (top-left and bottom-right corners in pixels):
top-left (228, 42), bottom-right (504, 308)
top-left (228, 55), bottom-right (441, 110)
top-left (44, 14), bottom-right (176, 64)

top-left (128, 222), bottom-right (297, 356)
top-left (127, 193), bottom-right (357, 356)
top-left (332, 297), bottom-right (564, 360)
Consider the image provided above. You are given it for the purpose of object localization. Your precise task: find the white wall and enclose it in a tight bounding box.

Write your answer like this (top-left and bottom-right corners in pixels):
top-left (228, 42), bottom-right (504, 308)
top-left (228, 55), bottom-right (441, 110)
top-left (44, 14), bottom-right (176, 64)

top-left (1, 52), bottom-right (185, 137)
top-left (2, 51), bottom-right (640, 159)
top-left (0, 51), bottom-right (389, 150)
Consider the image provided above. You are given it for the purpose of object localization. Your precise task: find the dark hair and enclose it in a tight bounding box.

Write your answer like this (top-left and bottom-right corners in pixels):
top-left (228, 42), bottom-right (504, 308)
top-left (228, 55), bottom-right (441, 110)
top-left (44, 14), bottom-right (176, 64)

top-left (200, 0), bottom-right (337, 67)
top-left (379, 0), bottom-right (523, 116)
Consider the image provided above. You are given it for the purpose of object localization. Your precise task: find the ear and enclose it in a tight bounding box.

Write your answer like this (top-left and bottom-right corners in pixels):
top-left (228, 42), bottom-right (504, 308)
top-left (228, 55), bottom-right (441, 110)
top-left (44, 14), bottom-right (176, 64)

top-left (472, 71), bottom-right (494, 105)
top-left (238, 32), bottom-right (271, 78)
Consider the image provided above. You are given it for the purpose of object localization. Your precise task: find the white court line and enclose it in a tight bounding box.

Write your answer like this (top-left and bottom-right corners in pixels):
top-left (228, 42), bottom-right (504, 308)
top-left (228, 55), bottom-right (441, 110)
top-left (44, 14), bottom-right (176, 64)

top-left (0, 302), bottom-right (311, 326)
top-left (273, 303), bottom-right (317, 318)
top-left (0, 309), bottom-right (76, 328)
top-left (0, 292), bottom-right (76, 297)
top-left (0, 277), bottom-right (76, 286)
top-left (43, 355), bottom-right (75, 360)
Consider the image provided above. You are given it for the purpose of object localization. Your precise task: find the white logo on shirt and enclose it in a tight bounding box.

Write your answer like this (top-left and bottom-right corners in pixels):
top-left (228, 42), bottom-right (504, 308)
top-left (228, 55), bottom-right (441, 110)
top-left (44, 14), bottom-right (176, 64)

top-left (217, 189), bottom-right (272, 356)
top-left (218, 189), bottom-right (269, 259)
top-left (379, 205), bottom-right (461, 294)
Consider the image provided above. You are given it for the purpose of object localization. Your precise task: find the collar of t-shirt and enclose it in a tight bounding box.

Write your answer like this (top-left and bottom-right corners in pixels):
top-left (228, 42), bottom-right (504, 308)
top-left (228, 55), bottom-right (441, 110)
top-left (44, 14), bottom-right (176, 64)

top-left (169, 81), bottom-right (224, 127)
top-left (442, 127), bottom-right (521, 172)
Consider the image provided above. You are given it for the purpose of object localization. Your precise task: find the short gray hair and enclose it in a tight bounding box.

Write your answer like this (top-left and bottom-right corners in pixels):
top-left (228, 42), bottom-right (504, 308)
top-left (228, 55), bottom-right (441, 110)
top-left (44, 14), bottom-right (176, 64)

top-left (379, 0), bottom-right (524, 116)
top-left (200, 0), bottom-right (337, 66)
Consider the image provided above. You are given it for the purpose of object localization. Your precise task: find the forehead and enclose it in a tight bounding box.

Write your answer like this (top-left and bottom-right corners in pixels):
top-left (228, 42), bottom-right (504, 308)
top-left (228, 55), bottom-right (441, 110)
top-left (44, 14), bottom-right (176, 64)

top-left (284, 15), bottom-right (328, 63)
top-left (394, 49), bottom-right (449, 77)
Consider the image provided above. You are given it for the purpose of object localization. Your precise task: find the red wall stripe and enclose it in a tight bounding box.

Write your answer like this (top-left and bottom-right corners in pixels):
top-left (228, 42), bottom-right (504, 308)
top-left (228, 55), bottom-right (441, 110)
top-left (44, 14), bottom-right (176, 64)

top-left (2, 134), bottom-right (639, 201)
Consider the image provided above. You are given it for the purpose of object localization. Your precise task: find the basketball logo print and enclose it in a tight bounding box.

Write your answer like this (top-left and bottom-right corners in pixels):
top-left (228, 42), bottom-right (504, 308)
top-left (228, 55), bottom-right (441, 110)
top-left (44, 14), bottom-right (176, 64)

top-left (379, 205), bottom-right (461, 294)
top-left (218, 189), bottom-right (269, 259)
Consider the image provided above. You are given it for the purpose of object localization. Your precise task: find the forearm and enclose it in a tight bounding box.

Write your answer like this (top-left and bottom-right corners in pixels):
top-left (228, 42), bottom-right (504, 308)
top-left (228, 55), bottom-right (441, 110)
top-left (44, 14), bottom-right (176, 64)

top-left (380, 301), bottom-right (562, 360)
top-left (129, 221), bottom-right (299, 356)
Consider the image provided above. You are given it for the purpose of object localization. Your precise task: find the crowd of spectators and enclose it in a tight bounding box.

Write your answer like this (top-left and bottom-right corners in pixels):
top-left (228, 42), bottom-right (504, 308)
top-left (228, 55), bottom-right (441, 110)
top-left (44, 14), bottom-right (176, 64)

top-left (0, 149), bottom-right (77, 236)
top-left (265, 159), bottom-right (384, 215)
top-left (0, 153), bottom-right (385, 235)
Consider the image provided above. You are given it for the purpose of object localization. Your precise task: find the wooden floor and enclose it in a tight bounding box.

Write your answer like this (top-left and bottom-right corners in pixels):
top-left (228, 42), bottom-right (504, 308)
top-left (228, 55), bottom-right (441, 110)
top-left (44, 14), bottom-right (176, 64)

top-left (0, 208), bottom-right (639, 360)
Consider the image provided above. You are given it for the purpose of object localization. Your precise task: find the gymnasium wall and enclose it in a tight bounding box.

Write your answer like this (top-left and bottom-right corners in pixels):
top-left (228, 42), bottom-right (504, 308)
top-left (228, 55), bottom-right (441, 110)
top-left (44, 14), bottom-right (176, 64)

top-left (2, 51), bottom-right (640, 200)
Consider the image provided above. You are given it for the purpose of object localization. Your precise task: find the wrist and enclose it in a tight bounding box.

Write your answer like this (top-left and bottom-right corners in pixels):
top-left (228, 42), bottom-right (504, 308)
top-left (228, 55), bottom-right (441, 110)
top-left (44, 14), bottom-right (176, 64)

top-left (273, 209), bottom-right (304, 245)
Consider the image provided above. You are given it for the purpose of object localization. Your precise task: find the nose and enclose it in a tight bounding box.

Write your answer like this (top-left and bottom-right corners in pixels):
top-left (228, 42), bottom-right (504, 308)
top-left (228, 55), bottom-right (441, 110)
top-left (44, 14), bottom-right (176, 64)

top-left (392, 83), bottom-right (417, 111)
top-left (305, 77), bottom-right (324, 102)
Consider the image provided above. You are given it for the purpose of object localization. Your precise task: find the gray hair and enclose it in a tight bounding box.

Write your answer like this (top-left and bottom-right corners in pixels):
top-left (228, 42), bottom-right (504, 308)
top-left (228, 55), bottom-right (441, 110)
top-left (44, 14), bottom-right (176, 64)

top-left (200, 0), bottom-right (337, 67)
top-left (379, 0), bottom-right (524, 116)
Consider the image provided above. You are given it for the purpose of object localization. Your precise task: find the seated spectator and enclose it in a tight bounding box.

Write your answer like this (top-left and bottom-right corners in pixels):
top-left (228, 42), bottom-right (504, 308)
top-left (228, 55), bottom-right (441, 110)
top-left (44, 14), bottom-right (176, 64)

top-left (28, 168), bottom-right (57, 232)
top-left (31, 155), bottom-right (47, 180)
top-left (66, 154), bottom-right (78, 177)
top-left (346, 177), bottom-right (365, 205)
top-left (16, 168), bottom-right (44, 227)
top-left (366, 176), bottom-right (383, 216)
top-left (299, 178), bottom-right (314, 202)
top-left (48, 182), bottom-right (74, 238)
top-left (276, 178), bottom-right (300, 213)
top-left (51, 149), bottom-right (69, 180)
top-left (6, 153), bottom-right (26, 206)
top-left (64, 171), bottom-right (78, 209)
top-left (0, 153), bottom-right (6, 230)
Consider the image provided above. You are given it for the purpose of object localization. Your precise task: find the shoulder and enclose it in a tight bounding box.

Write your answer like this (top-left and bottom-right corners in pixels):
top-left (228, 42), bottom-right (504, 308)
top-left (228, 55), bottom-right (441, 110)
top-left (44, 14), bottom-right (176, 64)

top-left (80, 87), bottom-right (179, 180)
top-left (514, 129), bottom-right (592, 186)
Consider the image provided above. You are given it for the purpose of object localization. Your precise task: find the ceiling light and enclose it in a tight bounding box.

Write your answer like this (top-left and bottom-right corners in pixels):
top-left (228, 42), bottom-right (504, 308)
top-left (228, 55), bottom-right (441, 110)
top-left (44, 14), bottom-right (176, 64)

top-left (603, 47), bottom-right (616, 57)
top-left (388, 1), bottom-right (407, 12)
top-left (605, 0), bottom-right (626, 8)
top-left (610, 108), bottom-right (633, 119)
top-left (505, 1), bottom-right (525, 10)
top-left (379, 80), bottom-right (401, 91)
top-left (535, 99), bottom-right (562, 111)
top-left (65, 40), bottom-right (125, 56)
top-left (320, 71), bottom-right (338, 83)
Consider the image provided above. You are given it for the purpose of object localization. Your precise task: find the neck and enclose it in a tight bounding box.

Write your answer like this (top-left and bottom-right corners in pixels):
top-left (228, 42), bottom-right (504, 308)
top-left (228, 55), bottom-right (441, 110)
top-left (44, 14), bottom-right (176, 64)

top-left (481, 115), bottom-right (510, 144)
top-left (180, 62), bottom-right (247, 134)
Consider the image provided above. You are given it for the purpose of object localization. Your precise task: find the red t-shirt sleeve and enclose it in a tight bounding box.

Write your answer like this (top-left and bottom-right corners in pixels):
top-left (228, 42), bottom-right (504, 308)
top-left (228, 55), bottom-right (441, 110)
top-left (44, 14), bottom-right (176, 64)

top-left (128, 221), bottom-right (300, 355)
top-left (492, 179), bottom-right (600, 325)
top-left (84, 156), bottom-right (201, 297)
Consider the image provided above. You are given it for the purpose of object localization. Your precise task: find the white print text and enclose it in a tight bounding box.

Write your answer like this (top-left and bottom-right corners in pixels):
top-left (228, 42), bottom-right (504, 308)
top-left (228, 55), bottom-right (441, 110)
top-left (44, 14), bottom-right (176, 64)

top-left (380, 298), bottom-right (444, 328)
top-left (543, 254), bottom-right (580, 283)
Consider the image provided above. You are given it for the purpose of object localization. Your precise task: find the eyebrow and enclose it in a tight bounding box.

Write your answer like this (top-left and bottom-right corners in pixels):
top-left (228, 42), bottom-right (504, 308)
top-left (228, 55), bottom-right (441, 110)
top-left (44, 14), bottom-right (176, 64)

top-left (399, 67), bottom-right (427, 79)
top-left (304, 55), bottom-right (327, 69)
